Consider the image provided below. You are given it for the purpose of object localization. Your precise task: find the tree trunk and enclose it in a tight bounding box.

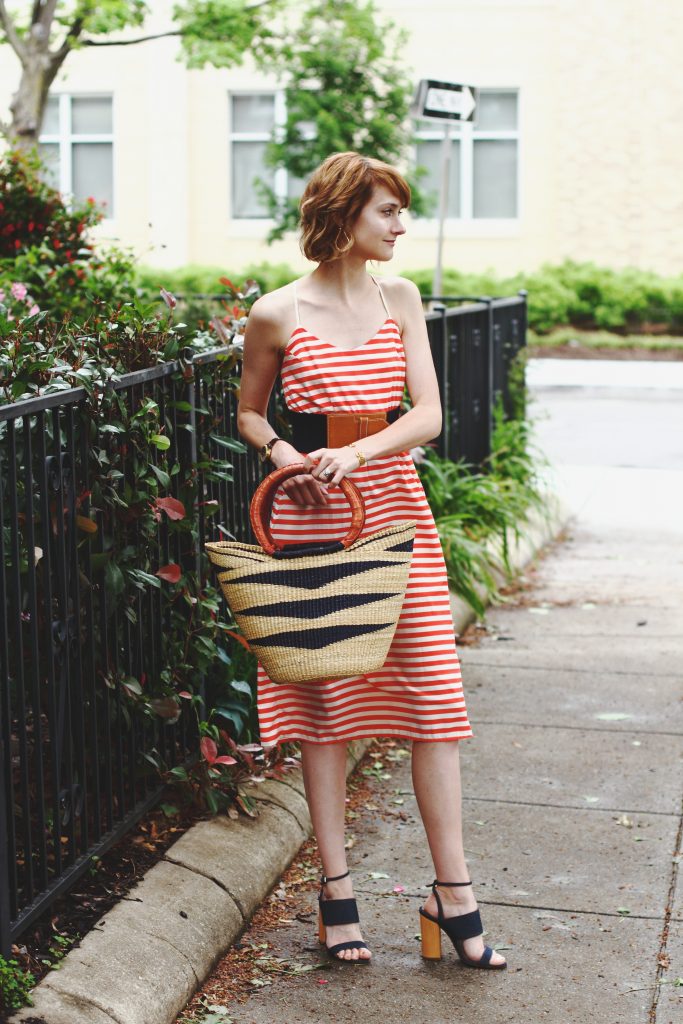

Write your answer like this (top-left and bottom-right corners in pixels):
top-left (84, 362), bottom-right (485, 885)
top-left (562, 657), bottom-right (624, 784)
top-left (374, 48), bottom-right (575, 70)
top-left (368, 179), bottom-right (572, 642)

top-left (9, 44), bottom-right (66, 151)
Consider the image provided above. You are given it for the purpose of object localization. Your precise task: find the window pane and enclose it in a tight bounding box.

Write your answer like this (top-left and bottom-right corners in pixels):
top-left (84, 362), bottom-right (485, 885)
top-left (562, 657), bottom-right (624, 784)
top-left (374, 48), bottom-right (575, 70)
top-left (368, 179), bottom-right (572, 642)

top-left (475, 91), bottom-right (518, 131)
top-left (38, 143), bottom-right (60, 189)
top-left (72, 143), bottom-right (114, 214)
top-left (287, 172), bottom-right (307, 201)
top-left (42, 97), bottom-right (60, 135)
top-left (232, 141), bottom-right (274, 218)
top-left (415, 138), bottom-right (460, 217)
top-left (473, 140), bottom-right (517, 217)
top-left (232, 94), bottom-right (275, 134)
top-left (72, 97), bottom-right (112, 135)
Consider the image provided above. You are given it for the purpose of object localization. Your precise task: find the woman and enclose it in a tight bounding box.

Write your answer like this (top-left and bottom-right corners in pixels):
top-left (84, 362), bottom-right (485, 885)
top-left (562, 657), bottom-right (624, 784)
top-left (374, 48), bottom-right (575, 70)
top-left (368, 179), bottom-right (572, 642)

top-left (236, 152), bottom-right (506, 970)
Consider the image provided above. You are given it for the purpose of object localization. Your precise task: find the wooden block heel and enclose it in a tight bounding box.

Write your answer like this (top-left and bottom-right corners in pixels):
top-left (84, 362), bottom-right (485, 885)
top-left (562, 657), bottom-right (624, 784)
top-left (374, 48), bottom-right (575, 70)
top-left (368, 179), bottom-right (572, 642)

top-left (318, 909), bottom-right (326, 944)
top-left (419, 909), bottom-right (442, 959)
top-left (419, 879), bottom-right (507, 970)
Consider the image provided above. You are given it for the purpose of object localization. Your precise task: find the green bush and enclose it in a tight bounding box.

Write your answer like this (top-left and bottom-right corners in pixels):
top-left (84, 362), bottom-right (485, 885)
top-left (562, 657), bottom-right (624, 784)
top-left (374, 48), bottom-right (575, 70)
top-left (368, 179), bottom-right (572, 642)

top-left (135, 262), bottom-right (300, 334)
top-left (0, 954), bottom-right (35, 1013)
top-left (0, 268), bottom-right (296, 813)
top-left (136, 261), bottom-right (298, 299)
top-left (133, 257), bottom-right (683, 336)
top-left (0, 147), bottom-right (137, 322)
top-left (417, 364), bottom-right (548, 618)
top-left (404, 259), bottom-right (683, 335)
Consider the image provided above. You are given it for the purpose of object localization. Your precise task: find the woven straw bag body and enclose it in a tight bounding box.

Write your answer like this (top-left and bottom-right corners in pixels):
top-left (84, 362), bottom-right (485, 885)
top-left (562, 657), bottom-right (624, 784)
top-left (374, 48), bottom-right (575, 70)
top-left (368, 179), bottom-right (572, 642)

top-left (205, 464), bottom-right (416, 684)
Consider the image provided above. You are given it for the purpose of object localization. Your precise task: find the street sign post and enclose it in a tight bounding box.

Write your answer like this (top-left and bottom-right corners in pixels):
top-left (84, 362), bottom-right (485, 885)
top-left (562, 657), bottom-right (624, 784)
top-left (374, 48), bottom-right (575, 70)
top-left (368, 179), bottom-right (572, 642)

top-left (412, 79), bottom-right (477, 298)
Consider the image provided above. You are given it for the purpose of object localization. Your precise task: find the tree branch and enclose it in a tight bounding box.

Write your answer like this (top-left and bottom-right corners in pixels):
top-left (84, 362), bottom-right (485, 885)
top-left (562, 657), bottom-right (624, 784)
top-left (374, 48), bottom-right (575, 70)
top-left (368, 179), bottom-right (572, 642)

top-left (36, 0), bottom-right (59, 34)
top-left (80, 29), bottom-right (183, 48)
top-left (0, 0), bottom-right (27, 62)
top-left (78, 0), bottom-right (280, 47)
top-left (53, 14), bottom-right (86, 62)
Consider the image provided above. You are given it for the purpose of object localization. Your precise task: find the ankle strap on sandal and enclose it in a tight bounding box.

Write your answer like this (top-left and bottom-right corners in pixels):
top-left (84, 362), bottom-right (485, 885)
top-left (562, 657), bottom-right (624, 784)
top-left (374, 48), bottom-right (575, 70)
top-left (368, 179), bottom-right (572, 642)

top-left (320, 869), bottom-right (350, 885)
top-left (430, 878), bottom-right (472, 923)
top-left (432, 879), bottom-right (472, 887)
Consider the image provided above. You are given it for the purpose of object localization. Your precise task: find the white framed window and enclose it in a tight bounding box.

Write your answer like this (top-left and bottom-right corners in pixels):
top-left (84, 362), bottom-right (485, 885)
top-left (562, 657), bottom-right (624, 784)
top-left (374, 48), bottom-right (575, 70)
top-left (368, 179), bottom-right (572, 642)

top-left (414, 89), bottom-right (519, 222)
top-left (229, 91), bottom-right (309, 220)
top-left (39, 94), bottom-right (114, 218)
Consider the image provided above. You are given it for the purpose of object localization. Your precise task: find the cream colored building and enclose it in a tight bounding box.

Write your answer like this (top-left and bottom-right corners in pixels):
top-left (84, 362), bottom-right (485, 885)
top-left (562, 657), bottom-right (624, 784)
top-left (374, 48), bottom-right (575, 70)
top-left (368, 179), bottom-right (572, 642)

top-left (1, 0), bottom-right (682, 279)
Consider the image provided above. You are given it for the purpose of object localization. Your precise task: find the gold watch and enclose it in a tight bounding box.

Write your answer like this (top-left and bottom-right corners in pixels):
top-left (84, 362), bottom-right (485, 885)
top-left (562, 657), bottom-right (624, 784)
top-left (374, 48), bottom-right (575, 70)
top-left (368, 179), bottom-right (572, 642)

top-left (258, 436), bottom-right (281, 464)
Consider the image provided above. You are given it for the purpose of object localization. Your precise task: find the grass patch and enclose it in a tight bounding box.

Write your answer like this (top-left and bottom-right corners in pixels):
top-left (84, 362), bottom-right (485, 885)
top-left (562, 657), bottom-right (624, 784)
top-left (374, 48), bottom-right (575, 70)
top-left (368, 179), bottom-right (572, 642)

top-left (528, 327), bottom-right (683, 354)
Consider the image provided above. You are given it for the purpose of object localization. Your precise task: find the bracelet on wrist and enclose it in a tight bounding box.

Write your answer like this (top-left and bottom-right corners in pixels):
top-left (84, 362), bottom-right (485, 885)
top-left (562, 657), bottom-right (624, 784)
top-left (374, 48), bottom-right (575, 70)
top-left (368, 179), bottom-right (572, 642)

top-left (347, 442), bottom-right (367, 467)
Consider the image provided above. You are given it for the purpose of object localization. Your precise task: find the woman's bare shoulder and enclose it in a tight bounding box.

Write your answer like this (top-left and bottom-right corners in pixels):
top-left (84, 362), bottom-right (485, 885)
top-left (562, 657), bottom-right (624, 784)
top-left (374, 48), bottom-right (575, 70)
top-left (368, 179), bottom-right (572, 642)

top-left (379, 276), bottom-right (424, 327)
top-left (245, 281), bottom-right (300, 352)
top-left (248, 281), bottom-right (296, 326)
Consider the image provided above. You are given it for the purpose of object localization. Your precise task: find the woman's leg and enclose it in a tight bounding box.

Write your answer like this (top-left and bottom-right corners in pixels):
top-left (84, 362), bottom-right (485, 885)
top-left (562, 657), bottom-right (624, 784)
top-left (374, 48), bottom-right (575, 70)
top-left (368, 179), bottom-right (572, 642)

top-left (411, 739), bottom-right (506, 966)
top-left (300, 740), bottom-right (372, 961)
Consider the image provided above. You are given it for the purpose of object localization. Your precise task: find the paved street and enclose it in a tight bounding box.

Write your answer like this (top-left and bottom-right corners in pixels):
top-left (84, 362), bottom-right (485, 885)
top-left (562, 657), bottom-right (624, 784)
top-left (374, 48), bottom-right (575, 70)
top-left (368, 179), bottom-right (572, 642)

top-left (179, 358), bottom-right (682, 1024)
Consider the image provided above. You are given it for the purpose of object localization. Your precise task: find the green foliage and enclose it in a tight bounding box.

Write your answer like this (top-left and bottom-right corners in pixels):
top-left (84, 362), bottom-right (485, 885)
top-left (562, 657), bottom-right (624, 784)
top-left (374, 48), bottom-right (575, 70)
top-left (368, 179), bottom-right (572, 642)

top-left (134, 262), bottom-right (300, 333)
top-left (45, 1), bottom-right (146, 39)
top-left (173, 0), bottom-right (284, 70)
top-left (0, 954), bottom-right (35, 1013)
top-left (417, 361), bottom-right (547, 618)
top-left (0, 147), bottom-right (100, 259)
top-left (135, 261), bottom-right (298, 298)
top-left (404, 260), bottom-right (683, 335)
top-left (258, 0), bottom-right (427, 240)
top-left (0, 294), bottom-right (185, 402)
top-left (0, 263), bottom-right (286, 812)
top-left (0, 148), bottom-right (137, 322)
top-left (1, 0), bottom-right (277, 57)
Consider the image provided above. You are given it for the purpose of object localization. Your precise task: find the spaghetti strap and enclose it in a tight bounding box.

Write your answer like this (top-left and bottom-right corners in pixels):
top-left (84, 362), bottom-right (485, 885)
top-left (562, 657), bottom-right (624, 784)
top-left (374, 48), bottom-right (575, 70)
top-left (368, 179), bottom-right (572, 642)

top-left (292, 279), bottom-right (301, 327)
top-left (370, 274), bottom-right (391, 317)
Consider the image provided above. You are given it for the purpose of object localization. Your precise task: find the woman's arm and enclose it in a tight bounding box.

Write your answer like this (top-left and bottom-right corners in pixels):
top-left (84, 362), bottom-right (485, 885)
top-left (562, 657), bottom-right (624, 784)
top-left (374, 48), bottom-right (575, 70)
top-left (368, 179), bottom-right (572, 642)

top-left (304, 279), bottom-right (442, 485)
top-left (237, 296), bottom-right (330, 506)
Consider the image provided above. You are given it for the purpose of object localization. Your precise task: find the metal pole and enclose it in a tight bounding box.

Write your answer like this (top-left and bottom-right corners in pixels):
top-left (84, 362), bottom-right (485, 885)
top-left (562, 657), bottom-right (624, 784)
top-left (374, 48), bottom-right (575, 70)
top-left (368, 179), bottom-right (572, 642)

top-left (0, 729), bottom-right (11, 957)
top-left (433, 120), bottom-right (451, 301)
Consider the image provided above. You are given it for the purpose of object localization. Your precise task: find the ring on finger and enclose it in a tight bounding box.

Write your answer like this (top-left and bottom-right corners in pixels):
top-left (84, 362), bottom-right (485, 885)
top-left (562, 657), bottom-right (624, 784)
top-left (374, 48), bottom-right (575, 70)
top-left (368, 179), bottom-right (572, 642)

top-left (322, 468), bottom-right (333, 479)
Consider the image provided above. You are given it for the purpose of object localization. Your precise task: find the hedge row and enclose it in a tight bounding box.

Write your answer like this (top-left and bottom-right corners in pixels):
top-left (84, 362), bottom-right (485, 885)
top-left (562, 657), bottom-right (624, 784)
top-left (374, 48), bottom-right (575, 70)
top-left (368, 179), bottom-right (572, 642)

top-left (136, 260), bottom-right (683, 336)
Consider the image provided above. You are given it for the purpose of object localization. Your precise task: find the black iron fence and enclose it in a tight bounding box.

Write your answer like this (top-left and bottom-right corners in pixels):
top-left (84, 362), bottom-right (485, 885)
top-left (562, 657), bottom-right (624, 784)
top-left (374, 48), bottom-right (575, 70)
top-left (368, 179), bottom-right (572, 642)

top-left (0, 353), bottom-right (266, 960)
top-left (424, 291), bottom-right (527, 465)
top-left (0, 293), bottom-right (526, 956)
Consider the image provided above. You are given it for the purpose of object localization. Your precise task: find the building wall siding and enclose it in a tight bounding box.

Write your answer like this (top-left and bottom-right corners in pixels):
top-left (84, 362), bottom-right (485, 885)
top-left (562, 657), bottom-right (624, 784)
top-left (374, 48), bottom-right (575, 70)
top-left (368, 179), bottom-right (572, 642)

top-left (0, 0), bottom-right (681, 277)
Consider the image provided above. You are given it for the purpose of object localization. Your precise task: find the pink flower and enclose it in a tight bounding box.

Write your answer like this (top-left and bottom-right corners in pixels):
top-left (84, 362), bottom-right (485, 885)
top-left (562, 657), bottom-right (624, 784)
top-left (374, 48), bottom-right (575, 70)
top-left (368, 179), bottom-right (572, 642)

top-left (28, 304), bottom-right (39, 315)
top-left (11, 282), bottom-right (27, 301)
top-left (159, 287), bottom-right (177, 310)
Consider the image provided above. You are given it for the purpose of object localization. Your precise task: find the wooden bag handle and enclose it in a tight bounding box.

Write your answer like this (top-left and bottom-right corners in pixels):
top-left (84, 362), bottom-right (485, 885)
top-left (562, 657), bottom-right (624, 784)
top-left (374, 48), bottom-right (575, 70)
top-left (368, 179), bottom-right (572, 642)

top-left (250, 463), bottom-right (366, 555)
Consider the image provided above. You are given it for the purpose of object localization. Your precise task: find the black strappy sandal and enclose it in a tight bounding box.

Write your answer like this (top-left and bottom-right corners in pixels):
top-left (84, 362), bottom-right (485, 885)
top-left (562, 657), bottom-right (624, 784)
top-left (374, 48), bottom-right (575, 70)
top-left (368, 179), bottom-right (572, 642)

top-left (317, 869), bottom-right (371, 964)
top-left (419, 879), bottom-right (507, 970)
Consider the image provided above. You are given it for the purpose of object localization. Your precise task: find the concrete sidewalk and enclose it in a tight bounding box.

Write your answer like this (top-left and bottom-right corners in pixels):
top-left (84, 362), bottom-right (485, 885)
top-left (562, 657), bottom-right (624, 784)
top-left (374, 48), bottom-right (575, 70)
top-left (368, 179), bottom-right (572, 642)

top-left (7, 501), bottom-right (564, 1024)
top-left (183, 512), bottom-right (683, 1023)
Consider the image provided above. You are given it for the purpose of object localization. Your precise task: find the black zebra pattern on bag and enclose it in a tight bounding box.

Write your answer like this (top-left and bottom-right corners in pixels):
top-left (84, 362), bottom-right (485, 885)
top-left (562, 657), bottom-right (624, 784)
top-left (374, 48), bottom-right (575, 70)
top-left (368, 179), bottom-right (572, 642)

top-left (205, 520), bottom-right (416, 683)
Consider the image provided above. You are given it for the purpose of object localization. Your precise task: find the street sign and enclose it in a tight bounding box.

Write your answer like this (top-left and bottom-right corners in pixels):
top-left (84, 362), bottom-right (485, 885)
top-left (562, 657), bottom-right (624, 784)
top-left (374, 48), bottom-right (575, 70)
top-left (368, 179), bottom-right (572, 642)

top-left (412, 79), bottom-right (477, 123)
top-left (412, 79), bottom-right (478, 299)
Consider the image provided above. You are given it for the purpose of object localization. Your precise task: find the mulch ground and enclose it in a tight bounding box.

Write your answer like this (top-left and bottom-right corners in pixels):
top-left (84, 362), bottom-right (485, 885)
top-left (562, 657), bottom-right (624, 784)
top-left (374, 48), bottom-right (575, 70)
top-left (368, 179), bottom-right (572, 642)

top-left (174, 737), bottom-right (395, 1023)
top-left (527, 345), bottom-right (683, 361)
top-left (5, 793), bottom-right (237, 1001)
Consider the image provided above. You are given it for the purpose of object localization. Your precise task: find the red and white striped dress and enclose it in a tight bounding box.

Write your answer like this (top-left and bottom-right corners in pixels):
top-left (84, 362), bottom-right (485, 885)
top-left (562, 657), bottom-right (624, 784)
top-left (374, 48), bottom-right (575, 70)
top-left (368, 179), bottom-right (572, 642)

top-left (257, 276), bottom-right (473, 746)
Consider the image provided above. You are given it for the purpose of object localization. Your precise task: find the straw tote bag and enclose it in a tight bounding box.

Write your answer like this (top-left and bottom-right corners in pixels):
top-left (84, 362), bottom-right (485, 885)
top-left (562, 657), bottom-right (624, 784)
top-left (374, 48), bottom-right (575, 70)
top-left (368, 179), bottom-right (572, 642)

top-left (204, 463), bottom-right (416, 684)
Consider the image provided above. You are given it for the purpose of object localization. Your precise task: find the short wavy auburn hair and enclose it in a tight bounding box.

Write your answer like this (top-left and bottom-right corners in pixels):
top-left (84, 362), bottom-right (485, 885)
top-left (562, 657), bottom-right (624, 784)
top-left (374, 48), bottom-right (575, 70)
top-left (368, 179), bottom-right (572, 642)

top-left (299, 151), bottom-right (411, 264)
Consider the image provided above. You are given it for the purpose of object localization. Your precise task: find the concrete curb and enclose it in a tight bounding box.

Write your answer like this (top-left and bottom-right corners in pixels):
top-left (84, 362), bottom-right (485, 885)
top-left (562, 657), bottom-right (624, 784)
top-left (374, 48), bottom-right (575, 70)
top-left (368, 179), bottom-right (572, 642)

top-left (9, 493), bottom-right (569, 1024)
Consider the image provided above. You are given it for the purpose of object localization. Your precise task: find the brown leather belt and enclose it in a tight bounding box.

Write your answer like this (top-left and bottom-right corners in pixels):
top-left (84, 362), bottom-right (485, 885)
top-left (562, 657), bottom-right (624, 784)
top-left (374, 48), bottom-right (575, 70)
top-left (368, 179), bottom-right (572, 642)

top-left (289, 407), bottom-right (401, 451)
